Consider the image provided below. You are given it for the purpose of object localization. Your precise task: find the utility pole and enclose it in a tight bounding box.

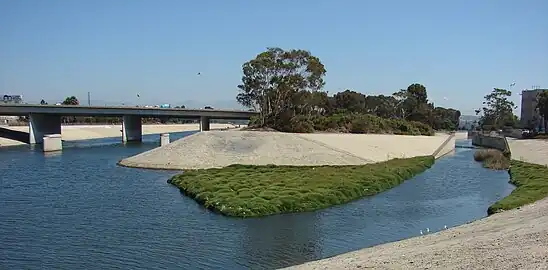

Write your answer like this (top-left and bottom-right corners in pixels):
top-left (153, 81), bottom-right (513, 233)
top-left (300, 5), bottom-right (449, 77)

top-left (87, 92), bottom-right (91, 106)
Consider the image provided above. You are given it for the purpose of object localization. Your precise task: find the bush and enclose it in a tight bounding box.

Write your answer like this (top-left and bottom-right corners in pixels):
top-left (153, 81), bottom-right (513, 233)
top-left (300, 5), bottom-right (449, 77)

top-left (312, 113), bottom-right (434, 136)
top-left (473, 149), bottom-right (510, 170)
top-left (288, 115), bottom-right (315, 133)
top-left (249, 111), bottom-right (435, 136)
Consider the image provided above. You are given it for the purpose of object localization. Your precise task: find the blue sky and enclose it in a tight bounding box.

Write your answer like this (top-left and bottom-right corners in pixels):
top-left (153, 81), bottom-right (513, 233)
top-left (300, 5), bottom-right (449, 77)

top-left (1, 0), bottom-right (547, 114)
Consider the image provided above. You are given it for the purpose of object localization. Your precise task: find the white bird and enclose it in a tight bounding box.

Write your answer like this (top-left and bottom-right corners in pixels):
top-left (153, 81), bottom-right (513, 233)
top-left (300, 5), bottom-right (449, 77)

top-left (420, 230), bottom-right (423, 235)
top-left (426, 228), bottom-right (430, 233)
top-left (444, 225), bottom-right (448, 230)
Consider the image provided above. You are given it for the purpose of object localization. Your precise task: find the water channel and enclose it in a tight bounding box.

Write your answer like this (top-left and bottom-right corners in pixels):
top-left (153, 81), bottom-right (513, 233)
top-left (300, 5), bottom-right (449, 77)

top-left (0, 133), bottom-right (514, 269)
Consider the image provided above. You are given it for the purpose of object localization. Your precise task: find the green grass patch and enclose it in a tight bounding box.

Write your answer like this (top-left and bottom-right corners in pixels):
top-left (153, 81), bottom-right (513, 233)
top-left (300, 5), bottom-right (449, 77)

top-left (488, 160), bottom-right (548, 215)
top-left (168, 156), bottom-right (435, 218)
top-left (473, 149), bottom-right (510, 170)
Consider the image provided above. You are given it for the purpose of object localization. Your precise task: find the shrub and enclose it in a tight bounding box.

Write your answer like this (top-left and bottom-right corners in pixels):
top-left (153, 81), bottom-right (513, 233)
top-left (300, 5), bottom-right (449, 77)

top-left (473, 149), bottom-right (510, 170)
top-left (288, 115), bottom-right (315, 133)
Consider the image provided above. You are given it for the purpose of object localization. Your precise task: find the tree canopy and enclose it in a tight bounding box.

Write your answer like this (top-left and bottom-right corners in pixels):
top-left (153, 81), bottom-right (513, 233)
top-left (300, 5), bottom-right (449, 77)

top-left (236, 47), bottom-right (326, 129)
top-left (236, 47), bottom-right (461, 134)
top-left (477, 88), bottom-right (517, 130)
top-left (536, 91), bottom-right (548, 130)
top-left (62, 96), bottom-right (79, 105)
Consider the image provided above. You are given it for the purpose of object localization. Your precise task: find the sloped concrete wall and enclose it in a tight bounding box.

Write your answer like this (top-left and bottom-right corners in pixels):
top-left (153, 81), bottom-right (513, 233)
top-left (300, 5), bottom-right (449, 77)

top-left (433, 133), bottom-right (456, 159)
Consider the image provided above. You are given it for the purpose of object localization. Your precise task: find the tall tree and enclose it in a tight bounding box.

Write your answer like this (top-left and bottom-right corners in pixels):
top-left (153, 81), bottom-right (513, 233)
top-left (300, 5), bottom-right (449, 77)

top-left (406, 83), bottom-right (428, 104)
top-left (536, 91), bottom-right (548, 131)
top-left (62, 96), bottom-right (79, 105)
top-left (479, 88), bottom-right (517, 129)
top-left (364, 95), bottom-right (398, 118)
top-left (236, 48), bottom-right (326, 129)
top-left (392, 83), bottom-right (429, 121)
top-left (333, 90), bottom-right (366, 113)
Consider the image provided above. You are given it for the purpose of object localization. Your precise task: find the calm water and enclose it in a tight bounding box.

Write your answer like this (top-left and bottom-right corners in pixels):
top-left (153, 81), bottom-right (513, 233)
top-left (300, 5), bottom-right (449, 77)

top-left (0, 135), bottom-right (514, 269)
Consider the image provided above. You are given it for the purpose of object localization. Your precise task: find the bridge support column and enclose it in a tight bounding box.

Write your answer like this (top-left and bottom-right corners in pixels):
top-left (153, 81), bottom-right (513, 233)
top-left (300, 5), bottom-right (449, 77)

top-left (122, 115), bottom-right (142, 142)
top-left (200, 116), bottom-right (210, 131)
top-left (29, 113), bottom-right (61, 144)
top-left (43, 134), bottom-right (62, 152)
top-left (160, 133), bottom-right (170, 146)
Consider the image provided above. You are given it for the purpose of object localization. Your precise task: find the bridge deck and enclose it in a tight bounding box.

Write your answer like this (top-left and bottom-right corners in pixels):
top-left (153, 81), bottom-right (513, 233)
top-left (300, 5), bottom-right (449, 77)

top-left (0, 104), bottom-right (257, 119)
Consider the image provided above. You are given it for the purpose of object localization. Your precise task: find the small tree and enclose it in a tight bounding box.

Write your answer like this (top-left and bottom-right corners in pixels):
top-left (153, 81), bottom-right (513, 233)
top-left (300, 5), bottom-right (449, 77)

top-left (537, 91), bottom-right (548, 131)
top-left (62, 96), bottom-right (79, 105)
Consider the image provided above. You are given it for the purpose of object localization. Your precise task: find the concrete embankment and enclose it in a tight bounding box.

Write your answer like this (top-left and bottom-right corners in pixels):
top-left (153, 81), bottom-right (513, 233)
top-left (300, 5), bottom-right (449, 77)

top-left (283, 139), bottom-right (548, 270)
top-left (508, 138), bottom-right (548, 166)
top-left (118, 131), bottom-right (454, 170)
top-left (0, 124), bottom-right (237, 147)
top-left (472, 133), bottom-right (508, 151)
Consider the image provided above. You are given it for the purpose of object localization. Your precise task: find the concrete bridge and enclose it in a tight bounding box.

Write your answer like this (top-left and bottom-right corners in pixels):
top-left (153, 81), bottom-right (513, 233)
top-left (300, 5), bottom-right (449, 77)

top-left (0, 104), bottom-right (257, 144)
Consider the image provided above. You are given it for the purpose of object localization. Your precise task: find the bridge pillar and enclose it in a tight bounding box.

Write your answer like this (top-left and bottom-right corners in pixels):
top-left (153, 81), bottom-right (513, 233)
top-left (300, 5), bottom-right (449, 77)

top-left (160, 133), bottom-right (170, 146)
top-left (43, 134), bottom-right (62, 152)
top-left (29, 113), bottom-right (61, 144)
top-left (200, 116), bottom-right (210, 131)
top-left (122, 115), bottom-right (142, 142)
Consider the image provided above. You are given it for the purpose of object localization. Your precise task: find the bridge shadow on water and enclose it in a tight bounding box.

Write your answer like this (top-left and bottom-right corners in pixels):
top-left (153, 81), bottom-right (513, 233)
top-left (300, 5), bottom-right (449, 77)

top-left (0, 138), bottom-right (514, 270)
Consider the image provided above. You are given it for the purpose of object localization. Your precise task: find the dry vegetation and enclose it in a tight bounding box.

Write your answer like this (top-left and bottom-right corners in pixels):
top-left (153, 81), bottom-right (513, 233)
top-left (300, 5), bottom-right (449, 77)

top-left (473, 148), bottom-right (510, 170)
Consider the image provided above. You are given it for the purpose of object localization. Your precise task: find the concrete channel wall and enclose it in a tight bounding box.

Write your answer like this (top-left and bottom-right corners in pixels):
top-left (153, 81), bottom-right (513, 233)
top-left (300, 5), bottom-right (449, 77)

top-left (471, 133), bottom-right (510, 152)
top-left (433, 133), bottom-right (456, 159)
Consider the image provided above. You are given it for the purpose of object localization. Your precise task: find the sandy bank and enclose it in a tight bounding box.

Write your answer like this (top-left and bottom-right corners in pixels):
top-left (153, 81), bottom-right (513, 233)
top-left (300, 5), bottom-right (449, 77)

top-left (118, 131), bottom-right (452, 170)
top-left (0, 124), bottom-right (238, 147)
top-left (283, 140), bottom-right (548, 270)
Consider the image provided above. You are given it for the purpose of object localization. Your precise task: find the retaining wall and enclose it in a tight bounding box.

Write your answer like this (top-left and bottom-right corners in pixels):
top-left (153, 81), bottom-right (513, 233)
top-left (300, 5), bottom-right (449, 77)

top-left (433, 133), bottom-right (456, 159)
top-left (471, 133), bottom-right (509, 152)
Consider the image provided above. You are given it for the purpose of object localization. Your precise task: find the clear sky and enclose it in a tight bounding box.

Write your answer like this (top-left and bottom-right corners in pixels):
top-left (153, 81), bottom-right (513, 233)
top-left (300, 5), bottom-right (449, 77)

top-left (1, 0), bottom-right (547, 114)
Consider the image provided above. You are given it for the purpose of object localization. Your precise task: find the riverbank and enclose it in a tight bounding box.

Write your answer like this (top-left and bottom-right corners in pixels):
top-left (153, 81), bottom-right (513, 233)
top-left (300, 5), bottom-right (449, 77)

top-left (167, 156), bottom-right (435, 217)
top-left (118, 131), bottom-right (454, 170)
top-left (284, 197), bottom-right (548, 270)
top-left (283, 140), bottom-right (548, 270)
top-left (0, 123), bottom-right (239, 147)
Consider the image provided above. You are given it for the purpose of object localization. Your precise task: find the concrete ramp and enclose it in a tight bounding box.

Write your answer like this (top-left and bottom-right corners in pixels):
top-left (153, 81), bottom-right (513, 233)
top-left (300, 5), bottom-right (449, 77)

top-left (0, 127), bottom-right (29, 144)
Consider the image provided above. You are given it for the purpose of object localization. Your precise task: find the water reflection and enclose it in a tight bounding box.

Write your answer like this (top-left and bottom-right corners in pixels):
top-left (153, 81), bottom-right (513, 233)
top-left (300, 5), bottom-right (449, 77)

top-left (0, 139), bottom-right (514, 269)
top-left (240, 213), bottom-right (323, 268)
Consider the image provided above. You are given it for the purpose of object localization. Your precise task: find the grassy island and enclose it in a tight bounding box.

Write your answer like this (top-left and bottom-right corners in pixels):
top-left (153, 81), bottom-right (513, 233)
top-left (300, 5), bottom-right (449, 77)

top-left (488, 160), bottom-right (548, 215)
top-left (168, 156), bottom-right (435, 218)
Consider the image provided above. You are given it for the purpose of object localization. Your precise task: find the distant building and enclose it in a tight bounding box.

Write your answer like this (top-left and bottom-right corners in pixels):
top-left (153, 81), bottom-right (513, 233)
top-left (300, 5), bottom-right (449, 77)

top-left (2, 94), bottom-right (23, 104)
top-left (520, 88), bottom-right (547, 131)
